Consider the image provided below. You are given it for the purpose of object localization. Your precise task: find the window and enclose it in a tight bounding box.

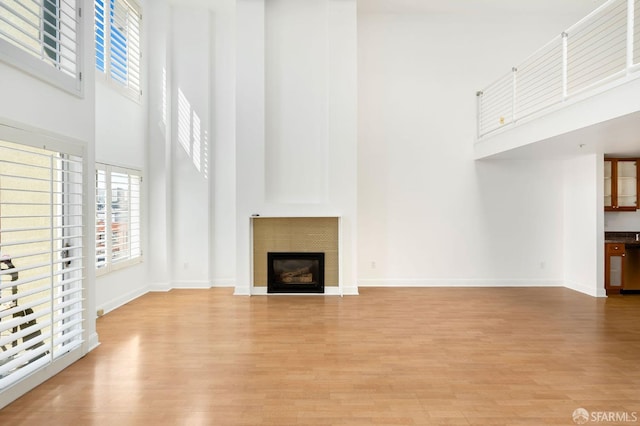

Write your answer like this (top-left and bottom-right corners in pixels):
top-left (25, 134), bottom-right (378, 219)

top-left (0, 139), bottom-right (84, 390)
top-left (0, 0), bottom-right (81, 94)
top-left (95, 164), bottom-right (141, 273)
top-left (95, 0), bottom-right (141, 99)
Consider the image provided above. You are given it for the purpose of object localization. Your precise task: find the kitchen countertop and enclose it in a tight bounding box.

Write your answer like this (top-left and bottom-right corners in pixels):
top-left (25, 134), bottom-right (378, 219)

top-left (605, 240), bottom-right (640, 245)
top-left (605, 232), bottom-right (640, 245)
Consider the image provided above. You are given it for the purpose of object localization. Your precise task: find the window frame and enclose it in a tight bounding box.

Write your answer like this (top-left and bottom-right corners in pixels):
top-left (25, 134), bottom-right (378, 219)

top-left (0, 0), bottom-right (83, 96)
top-left (0, 121), bottom-right (86, 399)
top-left (94, 0), bottom-right (142, 102)
top-left (95, 163), bottom-right (142, 276)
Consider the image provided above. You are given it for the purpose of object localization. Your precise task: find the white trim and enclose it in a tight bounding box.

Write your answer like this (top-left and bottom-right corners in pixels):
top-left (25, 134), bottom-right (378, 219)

top-left (0, 129), bottom-right (87, 408)
top-left (210, 279), bottom-right (235, 288)
top-left (94, 0), bottom-right (142, 102)
top-left (0, 118), bottom-right (85, 156)
top-left (563, 279), bottom-right (606, 297)
top-left (94, 286), bottom-right (148, 316)
top-left (95, 256), bottom-right (142, 276)
top-left (87, 332), bottom-right (100, 352)
top-left (147, 281), bottom-right (171, 292)
top-left (171, 280), bottom-right (211, 289)
top-left (95, 162), bottom-right (142, 275)
top-left (233, 285), bottom-right (251, 296)
top-left (357, 279), bottom-right (564, 287)
top-left (341, 284), bottom-right (359, 296)
top-left (0, 345), bottom-right (83, 410)
top-left (0, 0), bottom-right (82, 96)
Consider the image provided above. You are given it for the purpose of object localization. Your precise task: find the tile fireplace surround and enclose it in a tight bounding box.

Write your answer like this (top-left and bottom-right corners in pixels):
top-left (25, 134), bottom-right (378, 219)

top-left (251, 217), bottom-right (339, 294)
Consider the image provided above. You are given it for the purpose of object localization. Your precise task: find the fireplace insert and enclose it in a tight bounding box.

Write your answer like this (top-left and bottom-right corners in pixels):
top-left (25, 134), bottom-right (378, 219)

top-left (267, 252), bottom-right (325, 293)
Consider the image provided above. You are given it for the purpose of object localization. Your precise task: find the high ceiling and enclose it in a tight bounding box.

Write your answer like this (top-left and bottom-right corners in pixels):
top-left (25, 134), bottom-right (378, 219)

top-left (356, 0), bottom-right (638, 159)
top-left (358, 0), bottom-right (607, 15)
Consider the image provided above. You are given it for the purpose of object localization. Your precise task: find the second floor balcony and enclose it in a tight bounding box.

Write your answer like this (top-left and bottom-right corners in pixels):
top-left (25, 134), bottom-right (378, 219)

top-left (476, 0), bottom-right (640, 159)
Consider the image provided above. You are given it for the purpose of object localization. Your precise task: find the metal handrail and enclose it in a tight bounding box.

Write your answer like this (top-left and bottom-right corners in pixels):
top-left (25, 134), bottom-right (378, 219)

top-left (477, 0), bottom-right (639, 139)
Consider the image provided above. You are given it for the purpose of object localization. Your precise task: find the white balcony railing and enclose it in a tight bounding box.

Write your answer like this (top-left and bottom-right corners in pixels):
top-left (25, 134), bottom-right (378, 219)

top-left (476, 0), bottom-right (640, 139)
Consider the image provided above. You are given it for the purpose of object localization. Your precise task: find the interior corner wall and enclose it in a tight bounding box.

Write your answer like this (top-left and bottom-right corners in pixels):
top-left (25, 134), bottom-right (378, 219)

top-left (236, 0), bottom-right (358, 295)
top-left (168, 5), bottom-right (213, 288)
top-left (94, 42), bottom-right (147, 313)
top-left (0, 1), bottom-right (97, 406)
top-left (208, 0), bottom-right (238, 288)
top-left (145, 0), bottom-right (236, 292)
top-left (145, 0), bottom-right (172, 291)
top-left (357, 11), bottom-right (577, 288)
top-left (563, 153), bottom-right (605, 296)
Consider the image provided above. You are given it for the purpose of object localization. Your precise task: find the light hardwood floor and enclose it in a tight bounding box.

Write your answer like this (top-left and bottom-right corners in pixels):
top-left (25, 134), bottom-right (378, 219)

top-left (1, 287), bottom-right (640, 425)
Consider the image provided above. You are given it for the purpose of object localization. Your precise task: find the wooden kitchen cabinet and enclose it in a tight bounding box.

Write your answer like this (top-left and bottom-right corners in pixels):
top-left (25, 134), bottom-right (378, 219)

top-left (604, 158), bottom-right (638, 211)
top-left (605, 243), bottom-right (625, 294)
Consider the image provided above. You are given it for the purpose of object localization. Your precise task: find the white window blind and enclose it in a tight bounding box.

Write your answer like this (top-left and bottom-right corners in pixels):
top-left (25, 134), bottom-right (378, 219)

top-left (95, 0), bottom-right (141, 99)
top-left (0, 140), bottom-right (84, 390)
top-left (0, 0), bottom-right (81, 93)
top-left (95, 164), bottom-right (141, 273)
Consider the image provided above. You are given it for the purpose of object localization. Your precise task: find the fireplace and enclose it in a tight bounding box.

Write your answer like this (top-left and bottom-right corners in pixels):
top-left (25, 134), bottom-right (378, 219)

top-left (267, 252), bottom-right (325, 293)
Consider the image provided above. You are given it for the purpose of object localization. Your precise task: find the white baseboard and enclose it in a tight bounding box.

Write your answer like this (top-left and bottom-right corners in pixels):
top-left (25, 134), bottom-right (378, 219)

top-left (563, 280), bottom-right (606, 297)
top-left (87, 332), bottom-right (100, 352)
top-left (233, 285), bottom-right (252, 296)
top-left (357, 278), bottom-right (563, 287)
top-left (211, 279), bottom-right (236, 288)
top-left (98, 286), bottom-right (150, 316)
top-left (341, 285), bottom-right (359, 295)
top-left (171, 280), bottom-right (212, 289)
top-left (149, 280), bottom-right (235, 290)
top-left (148, 281), bottom-right (171, 292)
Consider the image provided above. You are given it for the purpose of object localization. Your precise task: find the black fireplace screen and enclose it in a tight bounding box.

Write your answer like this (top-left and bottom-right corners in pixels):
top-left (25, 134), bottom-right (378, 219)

top-left (267, 252), bottom-right (325, 293)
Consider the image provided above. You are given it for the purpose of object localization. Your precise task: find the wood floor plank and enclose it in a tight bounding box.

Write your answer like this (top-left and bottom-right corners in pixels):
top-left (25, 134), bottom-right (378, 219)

top-left (1, 287), bottom-right (640, 425)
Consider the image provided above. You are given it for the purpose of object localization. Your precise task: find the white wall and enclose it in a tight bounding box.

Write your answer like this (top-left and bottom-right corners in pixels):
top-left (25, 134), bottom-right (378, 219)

top-left (95, 83), bottom-right (146, 167)
top-left (146, 0), bottom-right (172, 290)
top-left (169, 6), bottom-right (212, 287)
top-left (145, 0), bottom-right (237, 291)
top-left (236, 0), bottom-right (358, 295)
top-left (94, 64), bottom-right (147, 314)
top-left (563, 154), bottom-right (604, 296)
top-left (0, 0), bottom-right (98, 406)
top-left (209, 1), bottom-right (237, 288)
top-left (265, 0), bottom-right (328, 204)
top-left (606, 210), bottom-right (640, 232)
top-left (99, 0), bottom-right (617, 306)
top-left (357, 11), bottom-right (583, 287)
top-left (94, 78), bottom-right (147, 312)
top-left (0, 62), bottom-right (94, 145)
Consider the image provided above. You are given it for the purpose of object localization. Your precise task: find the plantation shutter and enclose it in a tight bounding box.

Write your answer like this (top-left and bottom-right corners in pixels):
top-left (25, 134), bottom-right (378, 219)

top-left (0, 0), bottom-right (80, 83)
top-left (95, 0), bottom-right (142, 97)
top-left (95, 164), bottom-right (141, 273)
top-left (0, 140), bottom-right (84, 390)
top-left (95, 168), bottom-right (107, 268)
top-left (95, 0), bottom-right (106, 72)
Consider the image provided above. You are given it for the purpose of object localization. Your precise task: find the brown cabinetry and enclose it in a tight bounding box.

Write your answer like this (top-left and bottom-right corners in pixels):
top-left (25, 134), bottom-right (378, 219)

top-left (605, 243), bottom-right (625, 294)
top-left (604, 158), bottom-right (638, 211)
